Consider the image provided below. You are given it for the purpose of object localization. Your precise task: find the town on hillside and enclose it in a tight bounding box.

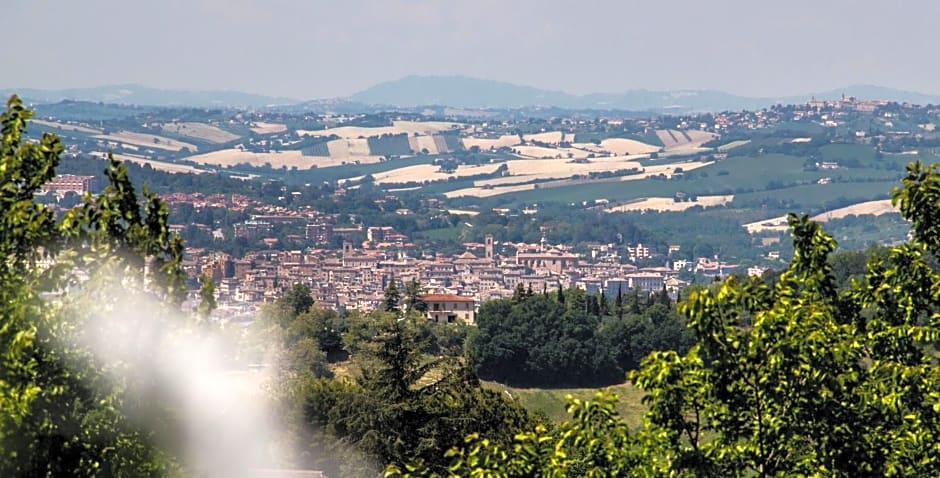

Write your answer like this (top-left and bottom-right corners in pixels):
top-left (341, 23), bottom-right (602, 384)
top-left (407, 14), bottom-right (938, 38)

top-left (30, 93), bottom-right (933, 322)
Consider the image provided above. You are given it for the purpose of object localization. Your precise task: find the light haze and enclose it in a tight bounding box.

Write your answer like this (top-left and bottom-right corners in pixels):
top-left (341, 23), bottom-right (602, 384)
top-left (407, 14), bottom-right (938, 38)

top-left (5, 0), bottom-right (937, 99)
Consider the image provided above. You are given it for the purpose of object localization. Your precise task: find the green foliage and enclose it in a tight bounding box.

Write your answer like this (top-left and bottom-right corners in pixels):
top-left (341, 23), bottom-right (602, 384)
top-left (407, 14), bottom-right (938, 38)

top-left (413, 161), bottom-right (940, 477)
top-left (297, 313), bottom-right (538, 477)
top-left (597, 303), bottom-right (695, 373)
top-left (0, 95), bottom-right (183, 475)
top-left (276, 283), bottom-right (315, 320)
top-left (384, 276), bottom-right (402, 313)
top-left (257, 296), bottom-right (334, 381)
top-left (196, 273), bottom-right (217, 322)
top-left (468, 288), bottom-right (691, 387)
top-left (404, 278), bottom-right (428, 313)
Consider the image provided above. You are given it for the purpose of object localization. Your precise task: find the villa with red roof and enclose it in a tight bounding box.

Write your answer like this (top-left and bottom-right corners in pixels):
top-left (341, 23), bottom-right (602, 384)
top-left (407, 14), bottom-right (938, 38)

top-left (421, 293), bottom-right (476, 324)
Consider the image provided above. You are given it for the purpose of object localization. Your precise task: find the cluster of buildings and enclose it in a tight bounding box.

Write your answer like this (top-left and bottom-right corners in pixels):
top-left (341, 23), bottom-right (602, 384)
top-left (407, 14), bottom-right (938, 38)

top-left (185, 234), bottom-right (699, 324)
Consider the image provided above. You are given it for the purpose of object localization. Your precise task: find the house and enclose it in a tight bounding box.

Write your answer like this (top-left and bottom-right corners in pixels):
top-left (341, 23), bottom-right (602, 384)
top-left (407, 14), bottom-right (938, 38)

top-left (625, 272), bottom-right (664, 293)
top-left (626, 243), bottom-right (652, 262)
top-left (422, 294), bottom-right (475, 324)
top-left (41, 174), bottom-right (95, 198)
top-left (747, 265), bottom-right (769, 277)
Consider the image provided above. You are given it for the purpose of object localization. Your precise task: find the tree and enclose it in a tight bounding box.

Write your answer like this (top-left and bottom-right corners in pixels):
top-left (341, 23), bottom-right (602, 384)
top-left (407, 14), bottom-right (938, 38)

top-left (197, 273), bottom-right (217, 322)
top-left (598, 291), bottom-right (610, 316)
top-left (615, 284), bottom-right (624, 319)
top-left (468, 289), bottom-right (622, 387)
top-left (406, 161), bottom-right (940, 477)
top-left (384, 275), bottom-right (402, 313)
top-left (511, 283), bottom-right (526, 303)
top-left (302, 313), bottom-right (537, 477)
top-left (403, 278), bottom-right (427, 314)
top-left (277, 283), bottom-right (315, 320)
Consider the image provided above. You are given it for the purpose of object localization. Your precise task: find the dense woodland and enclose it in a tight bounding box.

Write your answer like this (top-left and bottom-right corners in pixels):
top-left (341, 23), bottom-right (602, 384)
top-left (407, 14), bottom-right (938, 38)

top-left (468, 285), bottom-right (692, 387)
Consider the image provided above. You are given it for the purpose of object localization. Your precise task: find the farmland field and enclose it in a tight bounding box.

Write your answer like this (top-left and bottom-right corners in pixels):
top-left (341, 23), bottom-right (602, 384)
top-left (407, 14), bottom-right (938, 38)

top-left (183, 148), bottom-right (382, 169)
top-left (287, 156), bottom-right (434, 184)
top-left (656, 129), bottom-right (716, 151)
top-left (327, 138), bottom-right (372, 157)
top-left (717, 140), bottom-right (751, 151)
top-left (160, 122), bottom-right (240, 144)
top-left (446, 159), bottom-right (710, 198)
top-left (572, 138), bottom-right (661, 155)
top-left (812, 199), bottom-right (897, 221)
top-left (407, 135), bottom-right (442, 155)
top-left (32, 119), bottom-right (102, 134)
top-left (249, 122), bottom-right (287, 134)
top-left (461, 134), bottom-right (520, 150)
top-left (522, 131), bottom-right (564, 144)
top-left (514, 145), bottom-right (592, 159)
top-left (372, 163), bottom-right (501, 184)
top-left (744, 198), bottom-right (899, 233)
top-left (369, 134), bottom-right (413, 156)
top-left (297, 120), bottom-right (462, 139)
top-left (607, 195), bottom-right (734, 212)
top-left (94, 131), bottom-right (198, 152)
top-left (99, 153), bottom-right (208, 174)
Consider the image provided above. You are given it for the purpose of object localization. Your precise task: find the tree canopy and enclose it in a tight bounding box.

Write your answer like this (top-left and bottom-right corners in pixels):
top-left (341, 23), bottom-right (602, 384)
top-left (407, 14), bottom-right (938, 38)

top-left (468, 287), bottom-right (692, 387)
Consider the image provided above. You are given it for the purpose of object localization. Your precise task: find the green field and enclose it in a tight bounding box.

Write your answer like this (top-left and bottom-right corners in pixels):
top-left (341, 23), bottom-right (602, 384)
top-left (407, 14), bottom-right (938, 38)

top-left (483, 381), bottom-right (647, 428)
top-left (731, 181), bottom-right (896, 211)
top-left (415, 225), bottom-right (465, 241)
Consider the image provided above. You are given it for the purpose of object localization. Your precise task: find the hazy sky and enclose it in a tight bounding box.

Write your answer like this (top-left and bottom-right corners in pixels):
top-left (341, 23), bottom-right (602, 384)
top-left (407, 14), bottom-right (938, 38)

top-left (5, 0), bottom-right (938, 99)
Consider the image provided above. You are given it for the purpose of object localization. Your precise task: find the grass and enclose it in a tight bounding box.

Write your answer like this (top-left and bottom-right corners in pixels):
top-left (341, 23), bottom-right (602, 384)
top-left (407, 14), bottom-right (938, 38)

top-left (329, 358), bottom-right (648, 428)
top-left (731, 181), bottom-right (896, 212)
top-left (482, 380), bottom-right (647, 428)
top-left (416, 225), bottom-right (465, 241)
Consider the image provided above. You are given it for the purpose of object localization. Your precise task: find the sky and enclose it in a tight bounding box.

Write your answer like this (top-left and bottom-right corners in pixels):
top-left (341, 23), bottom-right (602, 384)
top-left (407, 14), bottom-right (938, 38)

top-left (5, 0), bottom-right (939, 100)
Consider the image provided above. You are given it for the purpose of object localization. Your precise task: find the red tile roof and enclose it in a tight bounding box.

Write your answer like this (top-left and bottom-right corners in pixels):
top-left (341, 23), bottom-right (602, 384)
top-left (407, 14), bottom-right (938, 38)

top-left (421, 294), bottom-right (474, 302)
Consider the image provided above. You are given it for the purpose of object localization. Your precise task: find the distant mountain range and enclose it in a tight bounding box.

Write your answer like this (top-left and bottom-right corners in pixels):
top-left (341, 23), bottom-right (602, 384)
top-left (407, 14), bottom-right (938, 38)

top-left (0, 84), bottom-right (297, 108)
top-left (6, 76), bottom-right (940, 113)
top-left (348, 76), bottom-right (940, 112)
